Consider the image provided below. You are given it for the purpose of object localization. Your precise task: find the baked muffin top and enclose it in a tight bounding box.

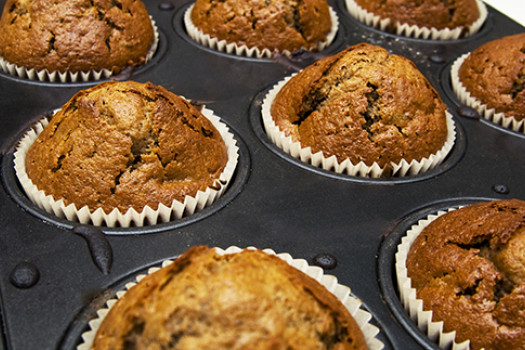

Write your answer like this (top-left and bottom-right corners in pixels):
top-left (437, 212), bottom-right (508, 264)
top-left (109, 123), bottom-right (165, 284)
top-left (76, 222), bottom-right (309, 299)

top-left (354, 0), bottom-right (480, 31)
top-left (406, 199), bottom-right (525, 350)
top-left (270, 42), bottom-right (448, 168)
top-left (190, 0), bottom-right (332, 53)
top-left (458, 33), bottom-right (525, 121)
top-left (0, 0), bottom-right (154, 73)
top-left (25, 81), bottom-right (228, 213)
top-left (92, 246), bottom-right (368, 349)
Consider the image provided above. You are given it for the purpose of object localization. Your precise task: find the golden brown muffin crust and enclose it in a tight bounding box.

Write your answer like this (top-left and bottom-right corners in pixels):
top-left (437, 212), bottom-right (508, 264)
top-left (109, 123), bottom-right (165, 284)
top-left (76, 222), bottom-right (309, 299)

top-left (190, 0), bottom-right (332, 53)
top-left (458, 33), bottom-right (525, 121)
top-left (355, 0), bottom-right (480, 31)
top-left (270, 43), bottom-right (448, 167)
top-left (406, 199), bottom-right (525, 350)
top-left (25, 81), bottom-right (228, 213)
top-left (0, 0), bottom-right (154, 73)
top-left (92, 246), bottom-right (368, 349)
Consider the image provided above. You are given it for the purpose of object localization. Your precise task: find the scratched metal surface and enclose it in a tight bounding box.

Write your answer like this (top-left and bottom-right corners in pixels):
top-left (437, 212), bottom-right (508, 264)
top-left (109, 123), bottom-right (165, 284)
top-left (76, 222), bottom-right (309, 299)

top-left (0, 1), bottom-right (524, 349)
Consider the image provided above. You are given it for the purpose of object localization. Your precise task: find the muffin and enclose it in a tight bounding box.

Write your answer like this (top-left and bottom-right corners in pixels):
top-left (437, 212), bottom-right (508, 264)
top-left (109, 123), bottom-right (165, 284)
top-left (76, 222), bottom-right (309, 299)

top-left (452, 33), bottom-right (525, 133)
top-left (0, 0), bottom-right (156, 81)
top-left (345, 0), bottom-right (487, 40)
top-left (185, 0), bottom-right (338, 58)
top-left (398, 199), bottom-right (525, 350)
top-left (89, 246), bottom-right (372, 349)
top-left (14, 80), bottom-right (238, 227)
top-left (264, 42), bottom-right (455, 177)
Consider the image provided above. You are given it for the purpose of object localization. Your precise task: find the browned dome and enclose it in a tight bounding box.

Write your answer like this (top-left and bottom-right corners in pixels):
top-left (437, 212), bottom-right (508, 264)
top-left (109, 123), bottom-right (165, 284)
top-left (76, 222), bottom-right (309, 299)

top-left (0, 0), bottom-right (155, 73)
top-left (25, 81), bottom-right (228, 213)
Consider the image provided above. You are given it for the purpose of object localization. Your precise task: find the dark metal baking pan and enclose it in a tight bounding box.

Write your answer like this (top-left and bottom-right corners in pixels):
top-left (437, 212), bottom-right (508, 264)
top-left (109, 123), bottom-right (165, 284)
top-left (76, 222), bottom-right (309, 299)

top-left (0, 0), bottom-right (524, 349)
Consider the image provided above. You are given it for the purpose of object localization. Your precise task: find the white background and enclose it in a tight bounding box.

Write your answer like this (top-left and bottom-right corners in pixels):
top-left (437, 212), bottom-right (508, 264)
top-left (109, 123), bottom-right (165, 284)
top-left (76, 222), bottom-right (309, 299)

top-left (483, 0), bottom-right (525, 26)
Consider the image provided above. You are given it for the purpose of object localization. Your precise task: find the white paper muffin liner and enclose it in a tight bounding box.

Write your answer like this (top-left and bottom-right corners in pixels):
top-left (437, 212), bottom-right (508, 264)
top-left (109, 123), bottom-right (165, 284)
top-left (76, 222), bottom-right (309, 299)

top-left (77, 246), bottom-right (384, 350)
top-left (261, 75), bottom-right (456, 178)
top-left (0, 17), bottom-right (159, 83)
top-left (13, 104), bottom-right (239, 228)
top-left (184, 4), bottom-right (339, 58)
top-left (395, 207), bottom-right (475, 349)
top-left (345, 0), bottom-right (487, 40)
top-left (451, 53), bottom-right (525, 134)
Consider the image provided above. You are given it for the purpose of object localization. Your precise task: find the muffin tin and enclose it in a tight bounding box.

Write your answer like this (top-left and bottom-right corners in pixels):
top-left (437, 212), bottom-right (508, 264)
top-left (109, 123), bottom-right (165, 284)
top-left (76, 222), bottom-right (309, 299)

top-left (0, 0), bottom-right (523, 349)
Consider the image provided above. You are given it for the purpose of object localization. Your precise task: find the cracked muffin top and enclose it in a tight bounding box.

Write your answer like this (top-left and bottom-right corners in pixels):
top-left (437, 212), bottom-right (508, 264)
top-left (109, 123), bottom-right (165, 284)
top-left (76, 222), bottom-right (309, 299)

top-left (24, 81), bottom-right (228, 213)
top-left (92, 246), bottom-right (369, 350)
top-left (458, 33), bottom-right (525, 121)
top-left (270, 42), bottom-right (448, 168)
top-left (406, 199), bottom-right (525, 350)
top-left (354, 0), bottom-right (480, 32)
top-left (189, 0), bottom-right (332, 54)
top-left (0, 0), bottom-right (154, 73)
